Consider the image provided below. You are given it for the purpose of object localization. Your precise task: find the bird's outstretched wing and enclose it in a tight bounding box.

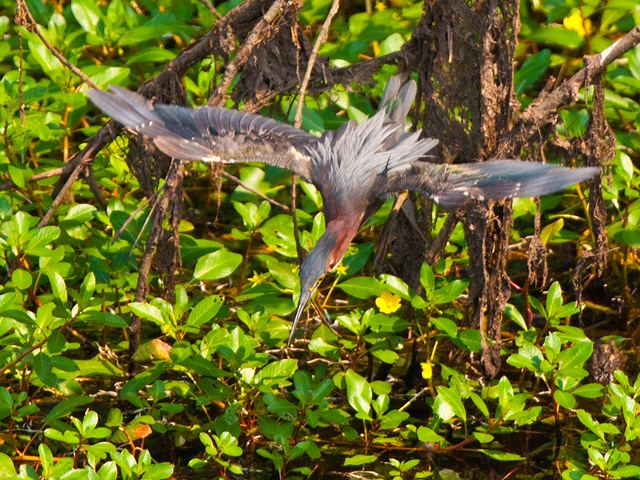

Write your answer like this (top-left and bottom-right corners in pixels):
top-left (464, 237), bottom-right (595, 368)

top-left (379, 159), bottom-right (599, 209)
top-left (88, 87), bottom-right (319, 180)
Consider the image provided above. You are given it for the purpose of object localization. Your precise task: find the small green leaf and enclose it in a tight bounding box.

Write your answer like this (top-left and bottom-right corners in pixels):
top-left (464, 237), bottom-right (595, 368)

top-left (187, 296), bottom-right (223, 327)
top-left (11, 269), bottom-right (32, 290)
top-left (337, 277), bottom-right (384, 299)
top-left (129, 302), bottom-right (164, 325)
top-left (515, 49), bottom-right (551, 94)
top-left (71, 0), bottom-right (102, 34)
top-left (553, 389), bottom-right (576, 409)
top-left (344, 369), bottom-right (372, 419)
top-left (435, 386), bottom-right (466, 422)
top-left (478, 450), bottom-right (525, 461)
top-left (193, 250), bottom-right (242, 281)
top-left (344, 454), bottom-right (377, 466)
top-left (46, 270), bottom-right (67, 303)
top-left (473, 431), bottom-right (494, 443)
top-left (44, 396), bottom-right (93, 424)
top-left (416, 426), bottom-right (446, 444)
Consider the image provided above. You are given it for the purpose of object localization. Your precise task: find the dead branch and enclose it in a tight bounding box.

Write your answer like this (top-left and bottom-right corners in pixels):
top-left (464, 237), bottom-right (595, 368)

top-left (208, 0), bottom-right (300, 106)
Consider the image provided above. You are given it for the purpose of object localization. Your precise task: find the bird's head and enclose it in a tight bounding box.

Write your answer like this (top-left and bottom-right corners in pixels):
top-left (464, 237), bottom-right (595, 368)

top-left (287, 218), bottom-right (359, 345)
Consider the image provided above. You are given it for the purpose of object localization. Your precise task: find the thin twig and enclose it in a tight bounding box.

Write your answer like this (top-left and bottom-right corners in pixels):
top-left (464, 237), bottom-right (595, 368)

top-left (222, 171), bottom-right (290, 211)
top-left (514, 25), bottom-right (640, 144)
top-left (112, 190), bottom-right (160, 243)
top-left (199, 0), bottom-right (223, 19)
top-left (128, 162), bottom-right (185, 374)
top-left (16, 0), bottom-right (99, 89)
top-left (38, 126), bottom-right (114, 227)
top-left (294, 0), bottom-right (340, 127)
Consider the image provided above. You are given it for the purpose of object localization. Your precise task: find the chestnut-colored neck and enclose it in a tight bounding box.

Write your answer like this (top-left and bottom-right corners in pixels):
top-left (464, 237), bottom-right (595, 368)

top-left (326, 214), bottom-right (363, 264)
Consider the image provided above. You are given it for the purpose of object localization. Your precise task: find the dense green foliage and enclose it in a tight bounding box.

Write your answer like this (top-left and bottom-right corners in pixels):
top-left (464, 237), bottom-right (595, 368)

top-left (0, 0), bottom-right (639, 478)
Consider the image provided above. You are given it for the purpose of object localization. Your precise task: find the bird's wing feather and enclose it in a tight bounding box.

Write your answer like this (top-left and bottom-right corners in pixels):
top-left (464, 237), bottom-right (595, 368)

top-left (379, 159), bottom-right (599, 208)
top-left (88, 86), bottom-right (318, 180)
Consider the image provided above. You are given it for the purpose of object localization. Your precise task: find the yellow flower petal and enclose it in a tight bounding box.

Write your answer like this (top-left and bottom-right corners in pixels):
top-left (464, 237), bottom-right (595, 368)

top-left (375, 291), bottom-right (402, 314)
top-left (421, 361), bottom-right (433, 380)
top-left (563, 9), bottom-right (592, 37)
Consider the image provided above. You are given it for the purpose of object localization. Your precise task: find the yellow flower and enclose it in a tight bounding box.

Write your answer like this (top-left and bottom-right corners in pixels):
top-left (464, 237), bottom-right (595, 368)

top-left (375, 1), bottom-right (386, 11)
top-left (375, 291), bottom-right (401, 314)
top-left (248, 271), bottom-right (268, 285)
top-left (563, 9), bottom-right (593, 37)
top-left (421, 361), bottom-right (433, 380)
top-left (335, 262), bottom-right (347, 276)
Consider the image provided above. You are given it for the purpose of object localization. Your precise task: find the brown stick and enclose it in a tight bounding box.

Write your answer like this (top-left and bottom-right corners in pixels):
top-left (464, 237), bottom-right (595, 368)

top-left (128, 162), bottom-right (185, 374)
top-left (222, 171), bottom-right (290, 211)
top-left (199, 0), bottom-right (223, 19)
top-left (293, 0), bottom-right (341, 127)
top-left (515, 26), bottom-right (640, 140)
top-left (16, 0), bottom-right (99, 89)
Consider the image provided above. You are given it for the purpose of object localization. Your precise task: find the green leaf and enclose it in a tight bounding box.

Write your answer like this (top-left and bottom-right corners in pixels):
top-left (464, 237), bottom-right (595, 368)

top-left (71, 0), bottom-right (103, 34)
top-left (193, 250), bottom-right (242, 281)
top-left (560, 109), bottom-right (590, 138)
top-left (515, 49), bottom-right (551, 94)
top-left (138, 462), bottom-right (174, 480)
top-left (431, 279), bottom-right (468, 304)
top-left (416, 426), bottom-right (446, 444)
top-left (420, 263), bottom-right (435, 296)
top-left (344, 454), bottom-right (377, 466)
top-left (27, 226), bottom-right (60, 252)
top-left (504, 303), bottom-right (527, 330)
top-left (125, 48), bottom-right (177, 65)
top-left (478, 450), bottom-right (525, 461)
top-left (44, 396), bottom-right (93, 424)
top-left (572, 383), bottom-right (604, 399)
top-left (528, 26), bottom-right (583, 49)
top-left (337, 277), bottom-right (384, 299)
top-left (553, 389), bottom-right (576, 409)
top-left (187, 296), bottom-right (223, 328)
top-left (0, 452), bottom-right (18, 478)
top-left (379, 409), bottom-right (409, 430)
top-left (11, 269), bottom-right (32, 290)
top-left (344, 369), bottom-right (372, 419)
top-left (557, 341), bottom-right (593, 371)
top-left (255, 359), bottom-right (298, 385)
top-left (540, 218), bottom-right (564, 245)
top-left (576, 409), bottom-right (604, 440)
top-left (379, 32), bottom-right (405, 55)
top-left (47, 331), bottom-right (66, 354)
top-left (45, 270), bottom-right (67, 303)
top-left (379, 274), bottom-right (411, 300)
top-left (435, 386), bottom-right (466, 422)
top-left (129, 302), bottom-right (164, 325)
top-left (63, 204), bottom-right (97, 223)
top-left (473, 431), bottom-right (494, 443)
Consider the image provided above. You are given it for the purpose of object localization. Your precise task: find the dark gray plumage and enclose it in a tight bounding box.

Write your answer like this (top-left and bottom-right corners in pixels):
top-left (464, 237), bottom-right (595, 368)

top-left (88, 77), bottom-right (599, 345)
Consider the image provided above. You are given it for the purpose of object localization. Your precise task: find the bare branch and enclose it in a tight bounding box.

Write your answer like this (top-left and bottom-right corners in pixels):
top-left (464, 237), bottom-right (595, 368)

top-left (208, 0), bottom-right (300, 106)
top-left (16, 0), bottom-right (99, 89)
top-left (294, 0), bottom-right (341, 127)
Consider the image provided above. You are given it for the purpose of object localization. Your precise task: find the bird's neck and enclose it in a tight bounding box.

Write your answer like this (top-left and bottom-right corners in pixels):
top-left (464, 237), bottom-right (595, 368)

top-left (325, 215), bottom-right (363, 265)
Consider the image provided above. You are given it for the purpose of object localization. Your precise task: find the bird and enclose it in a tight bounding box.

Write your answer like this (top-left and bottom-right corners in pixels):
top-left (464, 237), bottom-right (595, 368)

top-left (88, 76), bottom-right (599, 345)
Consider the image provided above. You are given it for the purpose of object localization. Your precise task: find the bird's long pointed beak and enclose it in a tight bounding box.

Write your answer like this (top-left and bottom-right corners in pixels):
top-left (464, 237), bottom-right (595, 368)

top-left (287, 286), bottom-right (316, 346)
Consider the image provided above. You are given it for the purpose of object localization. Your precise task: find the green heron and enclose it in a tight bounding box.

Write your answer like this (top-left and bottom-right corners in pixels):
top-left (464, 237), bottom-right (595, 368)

top-left (88, 76), bottom-right (599, 345)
